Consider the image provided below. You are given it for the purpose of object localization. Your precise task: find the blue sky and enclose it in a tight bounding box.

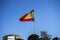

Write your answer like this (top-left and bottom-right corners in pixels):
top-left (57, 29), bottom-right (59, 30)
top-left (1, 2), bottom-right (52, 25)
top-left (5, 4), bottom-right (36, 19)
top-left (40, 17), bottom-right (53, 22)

top-left (0, 0), bottom-right (60, 40)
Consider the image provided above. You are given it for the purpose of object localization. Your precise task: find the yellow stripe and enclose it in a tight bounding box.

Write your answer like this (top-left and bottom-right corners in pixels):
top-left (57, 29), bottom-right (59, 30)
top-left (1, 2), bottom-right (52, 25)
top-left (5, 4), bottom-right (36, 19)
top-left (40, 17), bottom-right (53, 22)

top-left (24, 12), bottom-right (34, 19)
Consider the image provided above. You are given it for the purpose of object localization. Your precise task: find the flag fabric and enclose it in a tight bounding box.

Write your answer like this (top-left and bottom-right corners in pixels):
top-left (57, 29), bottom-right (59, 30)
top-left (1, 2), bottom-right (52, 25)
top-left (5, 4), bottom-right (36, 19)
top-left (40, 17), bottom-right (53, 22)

top-left (19, 9), bottom-right (34, 22)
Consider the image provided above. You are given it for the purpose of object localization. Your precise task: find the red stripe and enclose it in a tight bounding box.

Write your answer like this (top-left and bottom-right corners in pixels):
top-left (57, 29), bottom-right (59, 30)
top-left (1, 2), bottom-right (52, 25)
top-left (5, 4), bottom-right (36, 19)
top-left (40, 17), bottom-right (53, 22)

top-left (20, 18), bottom-right (34, 22)
top-left (20, 14), bottom-right (28, 20)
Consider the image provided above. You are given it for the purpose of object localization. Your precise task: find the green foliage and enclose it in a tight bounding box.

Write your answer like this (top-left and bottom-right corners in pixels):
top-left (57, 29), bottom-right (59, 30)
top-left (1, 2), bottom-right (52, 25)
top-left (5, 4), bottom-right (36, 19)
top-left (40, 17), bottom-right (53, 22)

top-left (40, 31), bottom-right (51, 40)
top-left (28, 34), bottom-right (39, 40)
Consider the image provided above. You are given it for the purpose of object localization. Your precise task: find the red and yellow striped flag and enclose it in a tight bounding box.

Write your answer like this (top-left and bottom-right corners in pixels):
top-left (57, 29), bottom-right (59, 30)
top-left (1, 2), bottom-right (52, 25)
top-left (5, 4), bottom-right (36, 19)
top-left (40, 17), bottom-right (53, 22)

top-left (19, 9), bottom-right (34, 22)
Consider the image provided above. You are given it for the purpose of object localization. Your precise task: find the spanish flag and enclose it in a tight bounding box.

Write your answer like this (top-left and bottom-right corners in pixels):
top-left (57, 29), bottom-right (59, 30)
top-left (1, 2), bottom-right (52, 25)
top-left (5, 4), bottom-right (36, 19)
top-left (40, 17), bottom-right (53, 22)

top-left (19, 9), bottom-right (34, 22)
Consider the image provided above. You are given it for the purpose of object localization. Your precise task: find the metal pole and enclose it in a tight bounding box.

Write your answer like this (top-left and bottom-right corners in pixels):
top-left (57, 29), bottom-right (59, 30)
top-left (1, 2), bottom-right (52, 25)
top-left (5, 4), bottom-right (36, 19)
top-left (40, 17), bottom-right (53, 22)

top-left (33, 9), bottom-right (36, 34)
top-left (34, 20), bottom-right (36, 34)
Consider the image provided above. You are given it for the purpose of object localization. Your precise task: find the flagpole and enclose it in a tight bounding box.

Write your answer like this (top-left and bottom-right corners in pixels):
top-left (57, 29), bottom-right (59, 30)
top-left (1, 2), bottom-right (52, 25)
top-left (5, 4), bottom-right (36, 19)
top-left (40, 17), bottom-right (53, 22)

top-left (34, 9), bottom-right (36, 34)
top-left (33, 9), bottom-right (36, 34)
top-left (34, 20), bottom-right (36, 34)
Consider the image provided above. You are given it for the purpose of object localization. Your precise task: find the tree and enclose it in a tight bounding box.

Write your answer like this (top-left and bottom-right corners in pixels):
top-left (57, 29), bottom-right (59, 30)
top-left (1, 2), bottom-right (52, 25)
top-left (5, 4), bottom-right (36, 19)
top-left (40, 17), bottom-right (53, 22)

top-left (40, 31), bottom-right (51, 40)
top-left (28, 34), bottom-right (39, 40)
top-left (52, 37), bottom-right (58, 40)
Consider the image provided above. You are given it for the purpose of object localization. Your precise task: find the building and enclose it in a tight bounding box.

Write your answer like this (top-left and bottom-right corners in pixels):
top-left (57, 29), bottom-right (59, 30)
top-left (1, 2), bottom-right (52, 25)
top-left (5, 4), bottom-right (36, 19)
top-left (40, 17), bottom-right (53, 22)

top-left (3, 34), bottom-right (23, 40)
